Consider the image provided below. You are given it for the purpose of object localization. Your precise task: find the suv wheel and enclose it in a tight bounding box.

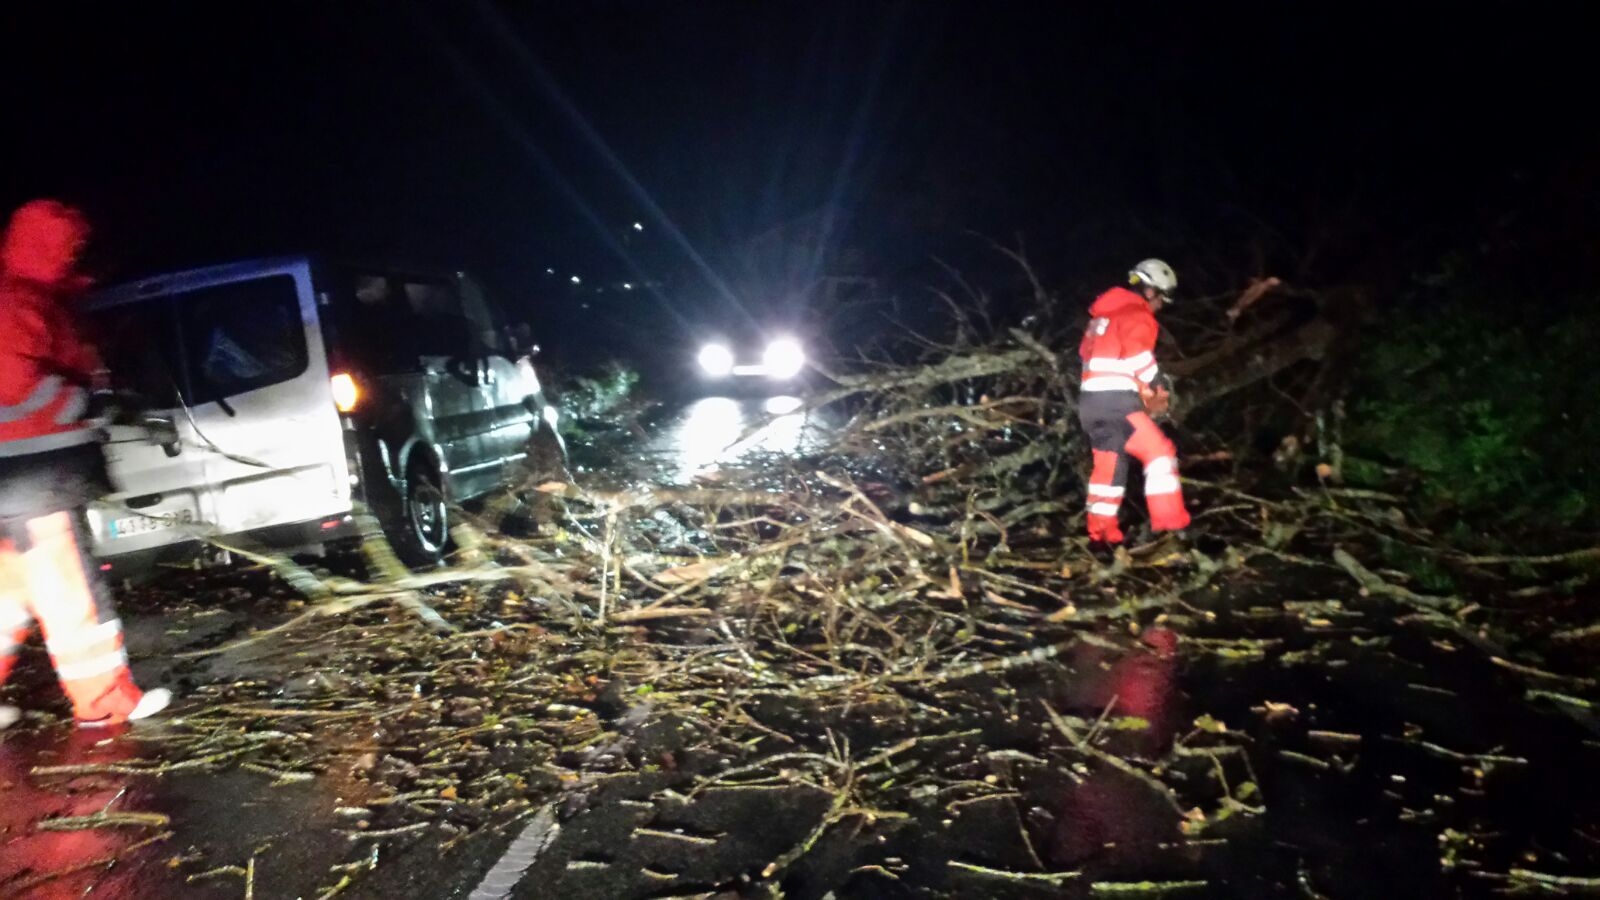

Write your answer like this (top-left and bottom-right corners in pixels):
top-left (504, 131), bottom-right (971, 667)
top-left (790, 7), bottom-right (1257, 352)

top-left (397, 457), bottom-right (449, 567)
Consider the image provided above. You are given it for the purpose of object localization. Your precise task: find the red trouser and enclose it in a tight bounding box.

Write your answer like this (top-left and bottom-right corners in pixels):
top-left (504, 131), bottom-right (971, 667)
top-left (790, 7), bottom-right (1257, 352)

top-left (0, 510), bottom-right (143, 724)
top-left (1078, 392), bottom-right (1191, 544)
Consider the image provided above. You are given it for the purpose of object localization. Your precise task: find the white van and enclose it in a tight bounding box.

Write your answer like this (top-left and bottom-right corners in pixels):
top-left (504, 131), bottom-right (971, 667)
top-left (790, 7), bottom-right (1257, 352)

top-left (85, 256), bottom-right (564, 573)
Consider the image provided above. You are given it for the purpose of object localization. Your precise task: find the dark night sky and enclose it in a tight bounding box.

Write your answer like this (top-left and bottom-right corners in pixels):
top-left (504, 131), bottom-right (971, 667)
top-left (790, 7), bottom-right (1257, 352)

top-left (5, 3), bottom-right (1597, 359)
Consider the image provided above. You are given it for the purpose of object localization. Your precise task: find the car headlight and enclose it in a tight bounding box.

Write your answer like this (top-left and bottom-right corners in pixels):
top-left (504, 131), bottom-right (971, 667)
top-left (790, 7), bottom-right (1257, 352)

top-left (763, 337), bottom-right (805, 380)
top-left (697, 343), bottom-right (734, 377)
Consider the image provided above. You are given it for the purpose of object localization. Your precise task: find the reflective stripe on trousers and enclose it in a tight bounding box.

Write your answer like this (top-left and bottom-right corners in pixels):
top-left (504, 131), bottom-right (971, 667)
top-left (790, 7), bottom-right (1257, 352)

top-left (1079, 394), bottom-right (1192, 541)
top-left (0, 510), bottom-right (143, 723)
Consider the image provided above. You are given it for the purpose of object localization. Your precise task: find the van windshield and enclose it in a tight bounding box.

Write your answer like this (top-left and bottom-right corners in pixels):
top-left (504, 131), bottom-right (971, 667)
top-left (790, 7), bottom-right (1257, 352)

top-left (93, 274), bottom-right (308, 408)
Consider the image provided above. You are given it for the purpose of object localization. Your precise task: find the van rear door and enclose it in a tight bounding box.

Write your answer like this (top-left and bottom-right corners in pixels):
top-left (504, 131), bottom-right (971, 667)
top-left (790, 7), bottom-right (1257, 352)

top-left (88, 292), bottom-right (204, 556)
top-left (88, 260), bottom-right (351, 558)
top-left (173, 262), bottom-right (349, 537)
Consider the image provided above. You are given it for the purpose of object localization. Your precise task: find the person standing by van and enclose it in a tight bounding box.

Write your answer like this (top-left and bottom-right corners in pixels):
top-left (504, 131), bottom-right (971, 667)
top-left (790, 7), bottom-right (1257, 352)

top-left (0, 199), bottom-right (170, 729)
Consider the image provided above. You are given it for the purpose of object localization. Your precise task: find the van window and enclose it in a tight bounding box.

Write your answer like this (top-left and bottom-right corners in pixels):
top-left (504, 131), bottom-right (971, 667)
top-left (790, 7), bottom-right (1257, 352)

top-left (95, 300), bottom-right (183, 409)
top-left (180, 276), bottom-right (307, 404)
top-left (93, 275), bottom-right (306, 408)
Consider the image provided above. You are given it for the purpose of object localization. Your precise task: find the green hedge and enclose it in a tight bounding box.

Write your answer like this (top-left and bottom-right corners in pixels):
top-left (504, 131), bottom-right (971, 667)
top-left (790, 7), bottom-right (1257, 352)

top-left (1347, 292), bottom-right (1598, 528)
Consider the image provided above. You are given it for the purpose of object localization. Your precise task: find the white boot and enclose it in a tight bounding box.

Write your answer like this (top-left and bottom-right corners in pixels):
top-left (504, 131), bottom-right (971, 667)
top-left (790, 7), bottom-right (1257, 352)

top-left (78, 687), bottom-right (173, 729)
top-left (128, 688), bottom-right (172, 722)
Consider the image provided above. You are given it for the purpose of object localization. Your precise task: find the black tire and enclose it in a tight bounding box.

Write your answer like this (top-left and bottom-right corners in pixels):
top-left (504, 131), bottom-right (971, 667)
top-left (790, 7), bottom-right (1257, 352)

top-left (512, 421), bottom-right (569, 532)
top-left (393, 455), bottom-right (450, 567)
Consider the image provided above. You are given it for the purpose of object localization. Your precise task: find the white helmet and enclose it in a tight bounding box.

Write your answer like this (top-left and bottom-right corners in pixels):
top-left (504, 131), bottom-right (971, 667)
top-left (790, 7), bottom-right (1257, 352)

top-left (1129, 258), bottom-right (1178, 297)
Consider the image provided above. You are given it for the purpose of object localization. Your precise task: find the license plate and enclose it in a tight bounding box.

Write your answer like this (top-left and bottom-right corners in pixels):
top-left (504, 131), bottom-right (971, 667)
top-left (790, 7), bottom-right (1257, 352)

top-left (109, 509), bottom-right (195, 538)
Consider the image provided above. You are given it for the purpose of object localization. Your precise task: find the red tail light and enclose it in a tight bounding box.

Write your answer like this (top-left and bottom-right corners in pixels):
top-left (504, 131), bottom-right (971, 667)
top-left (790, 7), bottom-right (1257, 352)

top-left (330, 372), bottom-right (360, 412)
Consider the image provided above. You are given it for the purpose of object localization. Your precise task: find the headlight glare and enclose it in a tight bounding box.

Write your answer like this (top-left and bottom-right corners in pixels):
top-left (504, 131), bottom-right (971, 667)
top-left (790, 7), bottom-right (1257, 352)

top-left (763, 337), bottom-right (805, 380)
top-left (697, 343), bottom-right (735, 377)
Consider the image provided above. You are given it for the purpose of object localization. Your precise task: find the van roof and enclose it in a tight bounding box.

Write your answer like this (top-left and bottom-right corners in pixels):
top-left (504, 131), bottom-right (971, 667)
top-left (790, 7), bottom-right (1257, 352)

top-left (88, 255), bottom-right (315, 309)
top-left (89, 255), bottom-right (473, 309)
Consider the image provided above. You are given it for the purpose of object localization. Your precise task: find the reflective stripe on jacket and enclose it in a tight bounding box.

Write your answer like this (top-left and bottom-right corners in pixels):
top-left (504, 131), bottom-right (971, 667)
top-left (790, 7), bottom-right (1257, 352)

top-left (0, 373), bottom-right (95, 457)
top-left (1078, 286), bottom-right (1161, 394)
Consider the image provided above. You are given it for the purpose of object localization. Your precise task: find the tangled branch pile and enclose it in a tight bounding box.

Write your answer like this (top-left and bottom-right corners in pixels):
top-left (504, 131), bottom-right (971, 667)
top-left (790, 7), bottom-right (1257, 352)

top-left (23, 277), bottom-right (1600, 898)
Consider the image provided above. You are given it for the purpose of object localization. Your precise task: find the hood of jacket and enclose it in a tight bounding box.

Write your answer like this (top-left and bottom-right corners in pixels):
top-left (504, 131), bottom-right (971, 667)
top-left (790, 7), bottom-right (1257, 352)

top-left (1, 199), bottom-right (89, 289)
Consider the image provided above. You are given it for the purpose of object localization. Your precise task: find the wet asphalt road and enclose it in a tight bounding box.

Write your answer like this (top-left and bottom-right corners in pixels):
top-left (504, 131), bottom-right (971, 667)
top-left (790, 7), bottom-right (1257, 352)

top-left (2, 397), bottom-right (1598, 899)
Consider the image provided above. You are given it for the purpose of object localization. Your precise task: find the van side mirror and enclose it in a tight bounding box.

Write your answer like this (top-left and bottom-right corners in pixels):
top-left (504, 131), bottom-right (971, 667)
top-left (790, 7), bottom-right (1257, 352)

top-left (507, 322), bottom-right (537, 355)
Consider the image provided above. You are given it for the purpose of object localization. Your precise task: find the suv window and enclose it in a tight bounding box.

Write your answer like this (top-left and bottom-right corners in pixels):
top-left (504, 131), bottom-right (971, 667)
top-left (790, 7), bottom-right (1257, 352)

top-left (323, 269), bottom-right (492, 372)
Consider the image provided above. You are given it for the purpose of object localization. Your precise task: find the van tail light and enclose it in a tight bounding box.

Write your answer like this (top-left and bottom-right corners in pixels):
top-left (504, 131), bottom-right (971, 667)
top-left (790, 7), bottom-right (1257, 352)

top-left (330, 372), bottom-right (360, 412)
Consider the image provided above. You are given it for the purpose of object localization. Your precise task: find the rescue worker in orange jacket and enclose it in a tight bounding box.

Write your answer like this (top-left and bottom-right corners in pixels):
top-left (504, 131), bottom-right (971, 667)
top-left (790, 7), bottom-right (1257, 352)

top-left (1076, 259), bottom-right (1191, 546)
top-left (0, 199), bottom-right (170, 729)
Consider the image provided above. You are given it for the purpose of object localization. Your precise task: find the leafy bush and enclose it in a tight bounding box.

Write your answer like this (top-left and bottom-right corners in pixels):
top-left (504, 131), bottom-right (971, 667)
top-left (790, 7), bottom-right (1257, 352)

top-left (554, 362), bottom-right (640, 436)
top-left (1347, 286), bottom-right (1599, 529)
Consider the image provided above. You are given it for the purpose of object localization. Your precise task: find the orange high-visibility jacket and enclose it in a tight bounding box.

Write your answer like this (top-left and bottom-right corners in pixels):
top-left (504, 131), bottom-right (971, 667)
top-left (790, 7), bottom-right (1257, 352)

top-left (1077, 286), bottom-right (1162, 395)
top-left (0, 201), bottom-right (100, 459)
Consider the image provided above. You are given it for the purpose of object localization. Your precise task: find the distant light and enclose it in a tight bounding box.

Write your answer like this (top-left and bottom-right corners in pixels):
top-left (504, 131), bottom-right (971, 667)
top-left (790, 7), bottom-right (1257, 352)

top-left (632, 222), bottom-right (644, 231)
top-left (570, 275), bottom-right (581, 284)
top-left (546, 268), bottom-right (555, 274)
top-left (697, 343), bottom-right (735, 377)
top-left (622, 282), bottom-right (633, 290)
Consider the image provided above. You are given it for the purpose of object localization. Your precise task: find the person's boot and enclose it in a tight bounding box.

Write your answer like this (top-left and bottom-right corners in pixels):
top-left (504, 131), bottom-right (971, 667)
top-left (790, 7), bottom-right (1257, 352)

top-left (78, 687), bottom-right (172, 729)
top-left (1087, 539), bottom-right (1122, 562)
top-left (128, 688), bottom-right (172, 722)
top-left (1130, 527), bottom-right (1187, 559)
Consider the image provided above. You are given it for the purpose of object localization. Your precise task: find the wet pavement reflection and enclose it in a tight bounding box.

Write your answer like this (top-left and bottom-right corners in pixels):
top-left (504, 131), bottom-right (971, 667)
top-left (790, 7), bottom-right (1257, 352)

top-left (0, 727), bottom-right (169, 898)
top-left (1049, 628), bottom-right (1184, 868)
top-left (655, 395), bottom-right (828, 484)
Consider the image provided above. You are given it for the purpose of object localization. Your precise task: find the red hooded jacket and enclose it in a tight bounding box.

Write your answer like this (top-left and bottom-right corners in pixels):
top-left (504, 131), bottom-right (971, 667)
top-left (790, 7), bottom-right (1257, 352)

top-left (1077, 286), bottom-right (1162, 395)
top-left (0, 200), bottom-right (102, 459)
